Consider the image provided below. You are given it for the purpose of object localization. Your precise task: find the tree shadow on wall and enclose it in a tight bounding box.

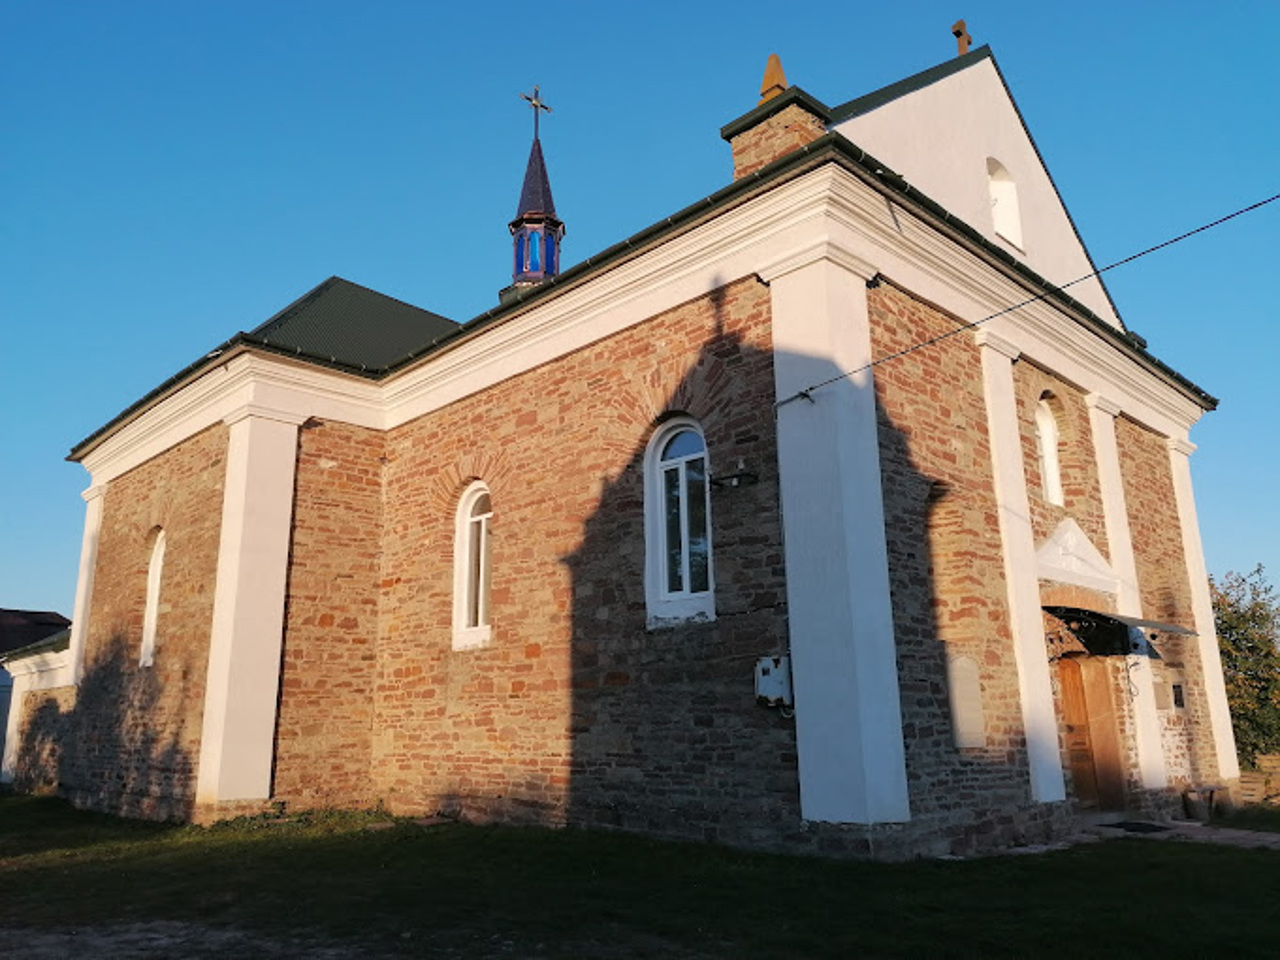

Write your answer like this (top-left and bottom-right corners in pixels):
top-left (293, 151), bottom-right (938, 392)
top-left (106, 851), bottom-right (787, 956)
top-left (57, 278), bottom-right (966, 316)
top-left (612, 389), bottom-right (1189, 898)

top-left (554, 279), bottom-right (1057, 855)
top-left (17, 633), bottom-right (195, 822)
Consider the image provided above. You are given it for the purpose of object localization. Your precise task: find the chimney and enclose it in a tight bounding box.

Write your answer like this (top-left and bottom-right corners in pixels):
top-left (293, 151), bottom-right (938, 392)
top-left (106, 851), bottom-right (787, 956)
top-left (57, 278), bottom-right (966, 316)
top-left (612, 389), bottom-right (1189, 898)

top-left (720, 54), bottom-right (830, 180)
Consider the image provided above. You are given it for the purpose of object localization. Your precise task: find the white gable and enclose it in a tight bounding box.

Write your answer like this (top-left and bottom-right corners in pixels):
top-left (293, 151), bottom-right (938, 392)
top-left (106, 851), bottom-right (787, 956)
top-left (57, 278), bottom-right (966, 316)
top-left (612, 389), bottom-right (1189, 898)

top-left (1035, 518), bottom-right (1116, 593)
top-left (830, 55), bottom-right (1123, 329)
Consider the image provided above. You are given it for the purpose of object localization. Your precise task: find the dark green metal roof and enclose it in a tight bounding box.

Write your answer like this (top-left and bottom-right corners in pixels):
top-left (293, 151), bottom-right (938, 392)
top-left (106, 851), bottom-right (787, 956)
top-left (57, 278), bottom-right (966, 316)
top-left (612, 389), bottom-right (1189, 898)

top-left (249, 276), bottom-right (456, 371)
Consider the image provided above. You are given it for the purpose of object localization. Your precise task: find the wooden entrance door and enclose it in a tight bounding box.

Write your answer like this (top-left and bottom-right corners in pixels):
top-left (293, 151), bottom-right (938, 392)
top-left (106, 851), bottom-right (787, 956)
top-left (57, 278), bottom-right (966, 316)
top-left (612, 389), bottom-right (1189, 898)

top-left (1059, 657), bottom-right (1100, 807)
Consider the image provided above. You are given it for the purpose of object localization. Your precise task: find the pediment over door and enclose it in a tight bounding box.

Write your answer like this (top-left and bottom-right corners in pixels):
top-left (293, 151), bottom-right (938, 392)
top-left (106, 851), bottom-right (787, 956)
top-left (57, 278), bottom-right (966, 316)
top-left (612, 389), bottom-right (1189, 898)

top-left (1035, 518), bottom-right (1116, 593)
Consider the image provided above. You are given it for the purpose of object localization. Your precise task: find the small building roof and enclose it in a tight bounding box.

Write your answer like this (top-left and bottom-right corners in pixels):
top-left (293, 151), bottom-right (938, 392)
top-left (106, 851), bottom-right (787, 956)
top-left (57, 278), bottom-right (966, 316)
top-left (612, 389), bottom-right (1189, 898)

top-left (0, 626), bottom-right (71, 666)
top-left (0, 609), bottom-right (71, 656)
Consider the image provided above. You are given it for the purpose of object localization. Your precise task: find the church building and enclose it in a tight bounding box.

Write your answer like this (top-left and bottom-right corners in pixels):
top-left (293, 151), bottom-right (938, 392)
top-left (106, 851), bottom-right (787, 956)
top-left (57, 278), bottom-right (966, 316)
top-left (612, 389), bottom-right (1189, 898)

top-left (6, 35), bottom-right (1239, 858)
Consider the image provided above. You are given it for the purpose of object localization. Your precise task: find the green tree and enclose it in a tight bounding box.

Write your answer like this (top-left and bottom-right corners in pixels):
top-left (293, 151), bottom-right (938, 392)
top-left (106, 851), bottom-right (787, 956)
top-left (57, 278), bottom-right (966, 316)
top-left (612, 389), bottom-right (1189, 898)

top-left (1213, 566), bottom-right (1280, 767)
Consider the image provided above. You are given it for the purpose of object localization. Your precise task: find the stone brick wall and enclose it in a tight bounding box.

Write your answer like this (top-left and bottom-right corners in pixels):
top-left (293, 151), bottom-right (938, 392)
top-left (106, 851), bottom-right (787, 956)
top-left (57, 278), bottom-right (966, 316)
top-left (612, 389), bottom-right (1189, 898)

top-left (1013, 365), bottom-right (1110, 554)
top-left (866, 280), bottom-right (1072, 852)
top-left (728, 103), bottom-right (826, 179)
top-left (1116, 416), bottom-right (1217, 784)
top-left (272, 420), bottom-right (384, 809)
top-left (38, 425), bottom-right (228, 819)
top-left (14, 686), bottom-right (77, 794)
top-left (371, 277), bottom-right (797, 846)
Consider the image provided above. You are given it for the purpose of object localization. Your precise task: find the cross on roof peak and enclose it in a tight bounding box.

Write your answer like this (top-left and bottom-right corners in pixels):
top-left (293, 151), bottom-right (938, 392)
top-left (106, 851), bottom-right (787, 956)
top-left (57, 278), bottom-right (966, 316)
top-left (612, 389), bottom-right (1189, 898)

top-left (520, 85), bottom-right (552, 140)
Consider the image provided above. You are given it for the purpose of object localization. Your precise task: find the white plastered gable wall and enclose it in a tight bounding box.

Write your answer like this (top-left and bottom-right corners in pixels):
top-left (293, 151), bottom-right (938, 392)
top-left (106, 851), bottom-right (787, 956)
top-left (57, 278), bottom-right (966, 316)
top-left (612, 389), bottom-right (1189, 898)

top-left (830, 54), bottom-right (1123, 330)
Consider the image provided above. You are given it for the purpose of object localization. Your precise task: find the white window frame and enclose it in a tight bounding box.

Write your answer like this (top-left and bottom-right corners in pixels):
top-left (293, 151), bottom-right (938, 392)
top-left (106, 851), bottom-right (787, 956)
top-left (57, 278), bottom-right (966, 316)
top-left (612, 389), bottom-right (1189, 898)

top-left (139, 528), bottom-right (166, 667)
top-left (1034, 398), bottom-right (1064, 506)
top-left (452, 481), bottom-right (493, 651)
top-left (644, 418), bottom-right (715, 628)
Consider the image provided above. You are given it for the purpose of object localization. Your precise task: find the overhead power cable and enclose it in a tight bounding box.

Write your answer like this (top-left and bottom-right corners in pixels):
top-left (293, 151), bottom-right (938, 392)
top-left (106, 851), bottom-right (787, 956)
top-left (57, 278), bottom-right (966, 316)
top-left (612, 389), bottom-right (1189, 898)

top-left (776, 192), bottom-right (1280, 409)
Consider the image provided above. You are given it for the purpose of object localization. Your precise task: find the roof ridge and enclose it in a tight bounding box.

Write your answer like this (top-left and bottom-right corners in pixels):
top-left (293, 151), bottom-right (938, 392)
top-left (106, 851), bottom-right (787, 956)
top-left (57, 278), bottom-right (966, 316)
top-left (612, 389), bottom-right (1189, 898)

top-left (323, 275), bottom-right (453, 321)
top-left (250, 276), bottom-right (341, 335)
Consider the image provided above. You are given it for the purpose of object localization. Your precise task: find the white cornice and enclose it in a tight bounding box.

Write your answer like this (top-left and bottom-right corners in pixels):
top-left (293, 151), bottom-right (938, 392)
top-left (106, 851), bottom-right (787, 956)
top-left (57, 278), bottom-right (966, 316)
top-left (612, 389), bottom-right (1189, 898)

top-left (81, 354), bottom-right (384, 485)
top-left (223, 404), bottom-right (309, 428)
top-left (81, 163), bottom-right (1208, 483)
top-left (2, 648), bottom-right (70, 682)
top-left (816, 173), bottom-right (1207, 435)
top-left (757, 237), bottom-right (879, 283)
top-left (1085, 393), bottom-right (1122, 417)
top-left (974, 329), bottom-right (1021, 361)
top-left (1168, 437), bottom-right (1197, 457)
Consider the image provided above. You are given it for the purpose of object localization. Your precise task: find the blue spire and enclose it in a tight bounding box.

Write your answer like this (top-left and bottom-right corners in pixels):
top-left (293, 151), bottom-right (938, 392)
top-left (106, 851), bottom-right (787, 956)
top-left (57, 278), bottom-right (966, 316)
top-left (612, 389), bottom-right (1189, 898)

top-left (507, 87), bottom-right (565, 291)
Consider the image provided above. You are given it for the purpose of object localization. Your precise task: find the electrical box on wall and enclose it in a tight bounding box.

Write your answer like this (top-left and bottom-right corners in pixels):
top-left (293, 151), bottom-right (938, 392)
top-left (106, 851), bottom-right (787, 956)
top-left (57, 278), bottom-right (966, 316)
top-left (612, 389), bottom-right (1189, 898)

top-left (755, 655), bottom-right (792, 707)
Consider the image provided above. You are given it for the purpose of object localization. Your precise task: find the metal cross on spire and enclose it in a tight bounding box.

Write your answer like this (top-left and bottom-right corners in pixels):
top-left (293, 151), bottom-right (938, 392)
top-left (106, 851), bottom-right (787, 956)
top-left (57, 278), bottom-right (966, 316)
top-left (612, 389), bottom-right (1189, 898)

top-left (520, 85), bottom-right (552, 140)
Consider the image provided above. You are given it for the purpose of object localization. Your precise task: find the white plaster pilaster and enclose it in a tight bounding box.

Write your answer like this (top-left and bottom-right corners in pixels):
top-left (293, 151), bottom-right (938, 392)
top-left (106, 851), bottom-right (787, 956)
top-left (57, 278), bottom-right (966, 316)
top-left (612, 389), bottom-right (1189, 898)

top-left (975, 329), bottom-right (1066, 802)
top-left (67, 484), bottom-right (106, 684)
top-left (1085, 394), bottom-right (1166, 789)
top-left (768, 246), bottom-right (910, 824)
top-left (195, 408), bottom-right (302, 804)
top-left (1167, 437), bottom-right (1240, 780)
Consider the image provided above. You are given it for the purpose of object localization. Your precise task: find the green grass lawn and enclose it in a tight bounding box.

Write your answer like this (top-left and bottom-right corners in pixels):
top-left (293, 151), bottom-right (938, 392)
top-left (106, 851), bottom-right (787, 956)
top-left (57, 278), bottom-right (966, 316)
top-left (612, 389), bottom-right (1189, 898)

top-left (4, 795), bottom-right (1280, 957)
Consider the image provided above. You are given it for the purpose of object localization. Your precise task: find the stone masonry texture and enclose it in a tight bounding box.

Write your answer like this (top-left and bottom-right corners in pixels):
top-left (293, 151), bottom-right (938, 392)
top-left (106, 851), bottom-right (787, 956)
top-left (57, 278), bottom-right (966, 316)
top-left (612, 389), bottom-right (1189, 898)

top-left (1117, 416), bottom-right (1219, 786)
top-left (729, 103), bottom-right (826, 179)
top-left (866, 280), bottom-right (1073, 855)
top-left (272, 420), bottom-right (385, 810)
top-left (18, 425), bottom-right (228, 820)
top-left (23, 265), bottom-right (1222, 857)
top-left (367, 276), bottom-right (797, 849)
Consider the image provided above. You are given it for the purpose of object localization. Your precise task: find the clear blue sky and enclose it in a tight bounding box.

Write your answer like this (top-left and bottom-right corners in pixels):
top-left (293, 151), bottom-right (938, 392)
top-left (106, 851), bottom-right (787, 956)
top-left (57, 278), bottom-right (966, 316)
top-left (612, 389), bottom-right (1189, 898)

top-left (3, 1), bottom-right (1277, 616)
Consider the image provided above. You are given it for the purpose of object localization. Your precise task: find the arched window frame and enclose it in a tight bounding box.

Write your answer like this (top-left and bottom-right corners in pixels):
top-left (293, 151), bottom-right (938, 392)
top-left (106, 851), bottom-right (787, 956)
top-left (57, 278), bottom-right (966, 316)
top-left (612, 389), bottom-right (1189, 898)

top-left (452, 481), bottom-right (493, 651)
top-left (986, 157), bottom-right (1023, 250)
top-left (139, 528), bottom-right (166, 667)
top-left (1034, 397), bottom-right (1064, 506)
top-left (644, 417), bottom-right (715, 628)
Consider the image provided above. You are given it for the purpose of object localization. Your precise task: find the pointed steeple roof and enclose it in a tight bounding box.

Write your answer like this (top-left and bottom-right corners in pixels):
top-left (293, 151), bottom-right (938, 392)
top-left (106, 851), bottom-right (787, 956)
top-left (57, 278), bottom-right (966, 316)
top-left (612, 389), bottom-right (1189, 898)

top-left (516, 137), bottom-right (557, 219)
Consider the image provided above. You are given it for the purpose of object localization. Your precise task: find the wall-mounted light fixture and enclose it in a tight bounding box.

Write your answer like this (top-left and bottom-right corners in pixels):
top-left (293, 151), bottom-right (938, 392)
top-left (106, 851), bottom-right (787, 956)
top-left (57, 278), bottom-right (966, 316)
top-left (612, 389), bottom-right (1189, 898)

top-left (711, 459), bottom-right (759, 489)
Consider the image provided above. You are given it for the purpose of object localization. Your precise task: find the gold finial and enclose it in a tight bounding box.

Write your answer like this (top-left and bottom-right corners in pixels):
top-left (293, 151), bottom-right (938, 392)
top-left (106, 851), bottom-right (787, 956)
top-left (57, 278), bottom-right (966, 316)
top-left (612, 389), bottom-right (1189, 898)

top-left (952, 19), bottom-right (972, 56)
top-left (759, 53), bottom-right (788, 104)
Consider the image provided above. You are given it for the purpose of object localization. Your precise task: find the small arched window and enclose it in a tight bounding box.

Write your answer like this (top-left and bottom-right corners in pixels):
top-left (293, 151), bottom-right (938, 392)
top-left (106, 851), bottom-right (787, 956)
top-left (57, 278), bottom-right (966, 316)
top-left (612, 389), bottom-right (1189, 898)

top-left (529, 230), bottom-right (542, 272)
top-left (987, 157), bottom-right (1023, 250)
top-left (1034, 397), bottom-right (1064, 506)
top-left (140, 528), bottom-right (166, 667)
top-left (645, 418), bottom-right (714, 627)
top-left (453, 482), bottom-right (493, 650)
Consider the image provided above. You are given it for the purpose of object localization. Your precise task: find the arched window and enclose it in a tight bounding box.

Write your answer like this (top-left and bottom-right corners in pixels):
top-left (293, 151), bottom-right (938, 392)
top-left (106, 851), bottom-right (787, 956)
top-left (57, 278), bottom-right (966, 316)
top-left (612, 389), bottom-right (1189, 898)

top-left (1034, 397), bottom-right (1064, 506)
top-left (140, 528), bottom-right (166, 667)
top-left (645, 418), bottom-right (714, 626)
top-left (453, 481), bottom-right (493, 650)
top-left (987, 157), bottom-right (1023, 249)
